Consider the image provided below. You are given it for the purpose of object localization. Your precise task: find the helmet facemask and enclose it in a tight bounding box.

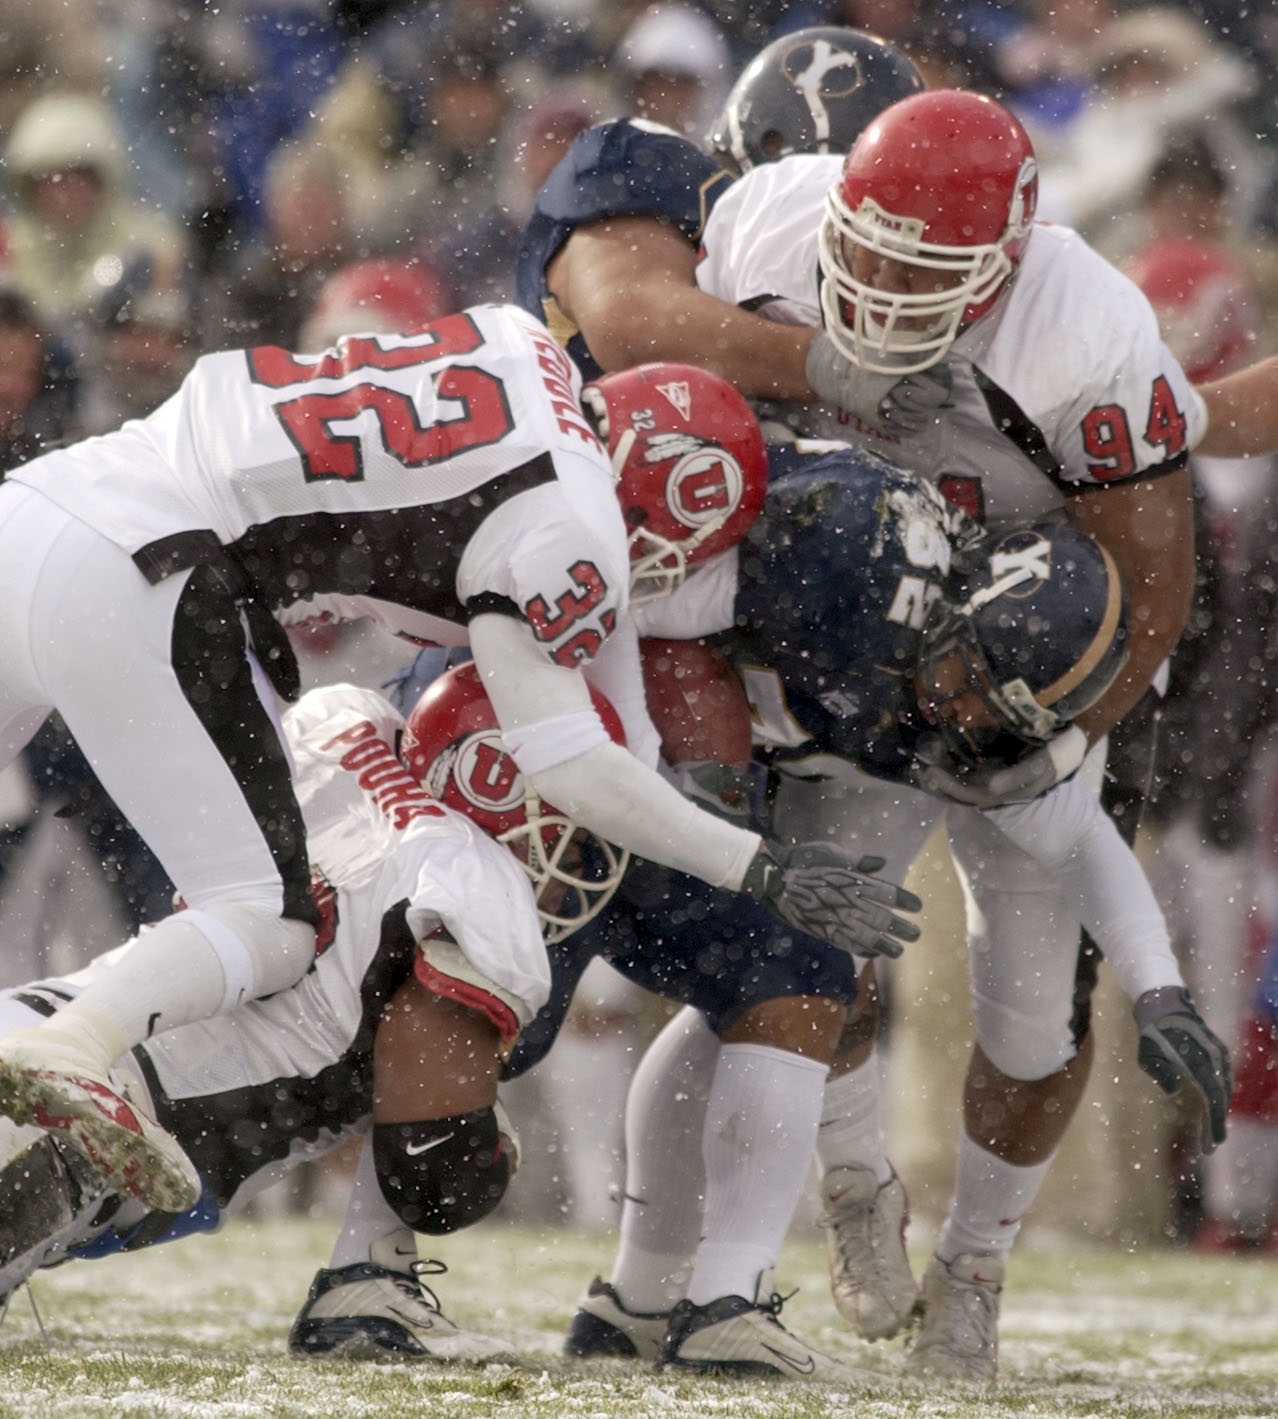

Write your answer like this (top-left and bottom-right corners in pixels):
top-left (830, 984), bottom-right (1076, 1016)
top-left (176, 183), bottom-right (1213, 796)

top-left (497, 790), bottom-right (629, 945)
top-left (818, 186), bottom-right (1017, 375)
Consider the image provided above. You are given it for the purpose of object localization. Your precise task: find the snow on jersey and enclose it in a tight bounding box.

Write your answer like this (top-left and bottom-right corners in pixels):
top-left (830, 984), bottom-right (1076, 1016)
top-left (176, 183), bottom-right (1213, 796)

top-left (20, 683), bottom-right (549, 1203)
top-left (696, 154), bottom-right (1206, 529)
top-left (8, 303), bottom-right (630, 669)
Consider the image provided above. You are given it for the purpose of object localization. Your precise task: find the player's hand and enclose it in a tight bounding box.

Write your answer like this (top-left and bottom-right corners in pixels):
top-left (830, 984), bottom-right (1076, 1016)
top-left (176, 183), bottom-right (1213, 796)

top-left (805, 331), bottom-right (953, 434)
top-left (676, 759), bottom-right (754, 826)
top-left (742, 840), bottom-right (922, 959)
top-left (913, 726), bottom-right (1088, 809)
top-left (1134, 986), bottom-right (1233, 1153)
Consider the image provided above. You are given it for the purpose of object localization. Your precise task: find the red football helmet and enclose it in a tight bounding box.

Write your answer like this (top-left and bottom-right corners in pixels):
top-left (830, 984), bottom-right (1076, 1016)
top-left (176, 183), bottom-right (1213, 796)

top-left (1123, 238), bottom-right (1257, 383)
top-left (818, 89), bottom-right (1039, 373)
top-left (401, 663), bottom-right (629, 943)
top-left (300, 257), bottom-right (452, 349)
top-left (581, 363), bottom-right (768, 604)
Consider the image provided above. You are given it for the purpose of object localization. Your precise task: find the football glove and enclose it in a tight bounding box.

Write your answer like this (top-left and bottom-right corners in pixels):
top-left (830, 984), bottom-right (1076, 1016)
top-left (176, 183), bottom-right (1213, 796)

top-left (913, 725), bottom-right (1088, 810)
top-left (1134, 986), bottom-right (1233, 1153)
top-left (742, 840), bottom-right (922, 960)
top-left (805, 331), bottom-right (953, 434)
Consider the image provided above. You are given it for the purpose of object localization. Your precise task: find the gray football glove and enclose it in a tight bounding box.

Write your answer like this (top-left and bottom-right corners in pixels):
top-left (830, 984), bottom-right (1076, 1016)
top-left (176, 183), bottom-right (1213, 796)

top-left (1134, 986), bottom-right (1233, 1153)
top-left (805, 331), bottom-right (953, 434)
top-left (743, 841), bottom-right (922, 960)
top-left (913, 726), bottom-right (1088, 810)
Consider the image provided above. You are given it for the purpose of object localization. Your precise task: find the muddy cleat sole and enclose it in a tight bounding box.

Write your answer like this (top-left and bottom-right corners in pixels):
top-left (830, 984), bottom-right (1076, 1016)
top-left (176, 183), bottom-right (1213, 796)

top-left (290, 1258), bottom-right (516, 1363)
top-left (564, 1276), bottom-right (670, 1360)
top-left (657, 1269), bottom-right (862, 1380)
top-left (0, 1054), bottom-right (200, 1214)
top-left (820, 1164), bottom-right (919, 1340)
top-left (906, 1252), bottom-right (1002, 1382)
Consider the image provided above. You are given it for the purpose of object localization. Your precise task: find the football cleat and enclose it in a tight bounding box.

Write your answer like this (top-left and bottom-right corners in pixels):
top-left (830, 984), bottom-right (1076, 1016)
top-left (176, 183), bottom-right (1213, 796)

top-left (905, 1251), bottom-right (1003, 1382)
top-left (0, 1036), bottom-right (200, 1213)
top-left (656, 1269), bottom-right (860, 1379)
top-left (289, 1257), bottom-right (516, 1362)
top-left (563, 1276), bottom-right (671, 1360)
top-left (820, 1164), bottom-right (920, 1339)
top-left (0, 1125), bottom-right (114, 1301)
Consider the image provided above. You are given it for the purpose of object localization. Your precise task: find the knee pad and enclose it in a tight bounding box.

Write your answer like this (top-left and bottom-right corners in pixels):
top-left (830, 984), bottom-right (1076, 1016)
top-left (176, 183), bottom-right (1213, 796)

top-left (972, 991), bottom-right (1079, 1081)
top-left (373, 1108), bottom-right (513, 1235)
top-left (182, 903), bottom-right (316, 1006)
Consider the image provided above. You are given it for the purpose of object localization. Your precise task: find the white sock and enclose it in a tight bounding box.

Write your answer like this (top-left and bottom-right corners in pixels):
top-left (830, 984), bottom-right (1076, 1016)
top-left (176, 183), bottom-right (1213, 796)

top-left (42, 907), bottom-right (314, 1066)
top-left (610, 1007), bottom-right (717, 1312)
top-left (815, 1055), bottom-right (893, 1184)
top-left (936, 1130), bottom-right (1053, 1265)
top-left (31, 915), bottom-right (232, 1070)
top-left (329, 1137), bottom-right (415, 1271)
top-left (686, 1043), bottom-right (829, 1306)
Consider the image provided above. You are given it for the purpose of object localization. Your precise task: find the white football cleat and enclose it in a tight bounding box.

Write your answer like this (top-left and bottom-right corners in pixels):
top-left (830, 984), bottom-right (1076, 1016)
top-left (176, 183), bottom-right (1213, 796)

top-left (905, 1251), bottom-right (1003, 1382)
top-left (289, 1256), bottom-right (516, 1362)
top-left (656, 1269), bottom-right (863, 1380)
top-left (563, 1276), bottom-right (670, 1360)
top-left (820, 1164), bottom-right (920, 1339)
top-left (0, 1034), bottom-right (200, 1214)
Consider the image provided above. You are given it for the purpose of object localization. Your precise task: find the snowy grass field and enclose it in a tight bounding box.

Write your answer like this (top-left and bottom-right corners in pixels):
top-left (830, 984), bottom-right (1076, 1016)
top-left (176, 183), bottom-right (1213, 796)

top-left (0, 1217), bottom-right (1275, 1418)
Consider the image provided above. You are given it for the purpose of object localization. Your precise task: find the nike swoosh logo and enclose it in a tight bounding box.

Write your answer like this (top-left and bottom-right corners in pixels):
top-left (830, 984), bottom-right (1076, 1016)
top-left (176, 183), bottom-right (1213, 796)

top-left (405, 1132), bottom-right (454, 1157)
top-left (761, 1343), bottom-right (816, 1375)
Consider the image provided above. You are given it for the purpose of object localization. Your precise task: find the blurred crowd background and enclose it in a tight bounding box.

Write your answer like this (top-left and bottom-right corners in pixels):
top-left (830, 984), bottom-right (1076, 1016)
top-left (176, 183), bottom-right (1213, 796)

top-left (2, 0), bottom-right (1278, 1259)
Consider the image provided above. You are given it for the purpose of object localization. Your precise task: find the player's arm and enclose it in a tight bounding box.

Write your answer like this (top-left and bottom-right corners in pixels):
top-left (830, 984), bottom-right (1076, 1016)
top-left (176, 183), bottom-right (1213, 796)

top-left (468, 609), bottom-right (760, 889)
top-left (1064, 465), bottom-right (1195, 744)
top-left (1193, 354), bottom-right (1278, 459)
top-left (470, 612), bottom-right (921, 959)
top-left (548, 216), bottom-right (815, 400)
top-left (988, 778), bottom-right (1231, 1150)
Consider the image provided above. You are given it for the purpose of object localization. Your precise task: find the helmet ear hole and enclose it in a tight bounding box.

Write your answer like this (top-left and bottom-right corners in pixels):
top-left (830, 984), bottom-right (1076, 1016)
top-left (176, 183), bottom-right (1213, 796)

top-left (402, 664), bottom-right (631, 941)
top-left (583, 362), bottom-right (769, 604)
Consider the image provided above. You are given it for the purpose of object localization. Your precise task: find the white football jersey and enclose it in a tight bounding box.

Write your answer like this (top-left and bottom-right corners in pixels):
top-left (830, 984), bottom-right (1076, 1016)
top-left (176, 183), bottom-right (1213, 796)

top-left (8, 303), bottom-right (629, 666)
top-left (12, 683), bottom-right (548, 1205)
top-left (696, 155), bottom-right (1207, 529)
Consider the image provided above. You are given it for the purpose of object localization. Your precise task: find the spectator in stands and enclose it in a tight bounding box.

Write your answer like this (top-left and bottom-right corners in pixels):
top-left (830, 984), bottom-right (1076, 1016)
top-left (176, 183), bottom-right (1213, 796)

top-left (0, 91), bottom-right (191, 358)
top-left (204, 139), bottom-right (361, 349)
top-left (424, 88), bottom-right (597, 308)
top-left (613, 3), bottom-right (733, 139)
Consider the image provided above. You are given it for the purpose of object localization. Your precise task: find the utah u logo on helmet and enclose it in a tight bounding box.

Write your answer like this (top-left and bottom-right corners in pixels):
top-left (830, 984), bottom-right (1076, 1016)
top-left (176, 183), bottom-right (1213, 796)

top-left (583, 363), bottom-right (768, 604)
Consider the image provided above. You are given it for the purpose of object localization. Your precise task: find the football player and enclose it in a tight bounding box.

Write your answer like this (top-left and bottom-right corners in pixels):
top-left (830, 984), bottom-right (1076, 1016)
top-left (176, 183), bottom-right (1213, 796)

top-left (514, 25), bottom-right (924, 398)
top-left (518, 79), bottom-right (1226, 1378)
top-left (533, 446), bottom-right (1230, 1378)
top-left (0, 304), bottom-right (917, 1214)
top-left (0, 673), bottom-right (627, 1359)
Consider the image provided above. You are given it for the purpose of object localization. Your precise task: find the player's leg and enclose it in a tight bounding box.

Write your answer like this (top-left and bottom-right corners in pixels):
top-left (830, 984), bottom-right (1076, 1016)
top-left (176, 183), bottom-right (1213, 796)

top-left (771, 766), bottom-right (942, 1340)
top-left (0, 519), bottom-right (317, 1210)
top-left (559, 866), bottom-right (863, 1377)
top-left (909, 801), bottom-right (1094, 1381)
top-left (565, 1004), bottom-right (716, 1360)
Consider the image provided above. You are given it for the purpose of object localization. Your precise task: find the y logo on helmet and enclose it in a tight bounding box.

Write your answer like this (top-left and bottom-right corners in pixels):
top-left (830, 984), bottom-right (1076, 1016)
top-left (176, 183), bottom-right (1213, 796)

top-left (784, 40), bottom-right (863, 142)
top-left (454, 732), bottom-right (524, 814)
top-left (1007, 157), bottom-right (1038, 240)
top-left (990, 531), bottom-right (1051, 595)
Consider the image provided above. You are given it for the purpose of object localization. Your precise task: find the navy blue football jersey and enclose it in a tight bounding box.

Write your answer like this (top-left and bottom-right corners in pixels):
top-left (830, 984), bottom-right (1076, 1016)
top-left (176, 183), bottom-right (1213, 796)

top-left (727, 449), bottom-right (980, 780)
top-left (514, 118), bottom-right (734, 380)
